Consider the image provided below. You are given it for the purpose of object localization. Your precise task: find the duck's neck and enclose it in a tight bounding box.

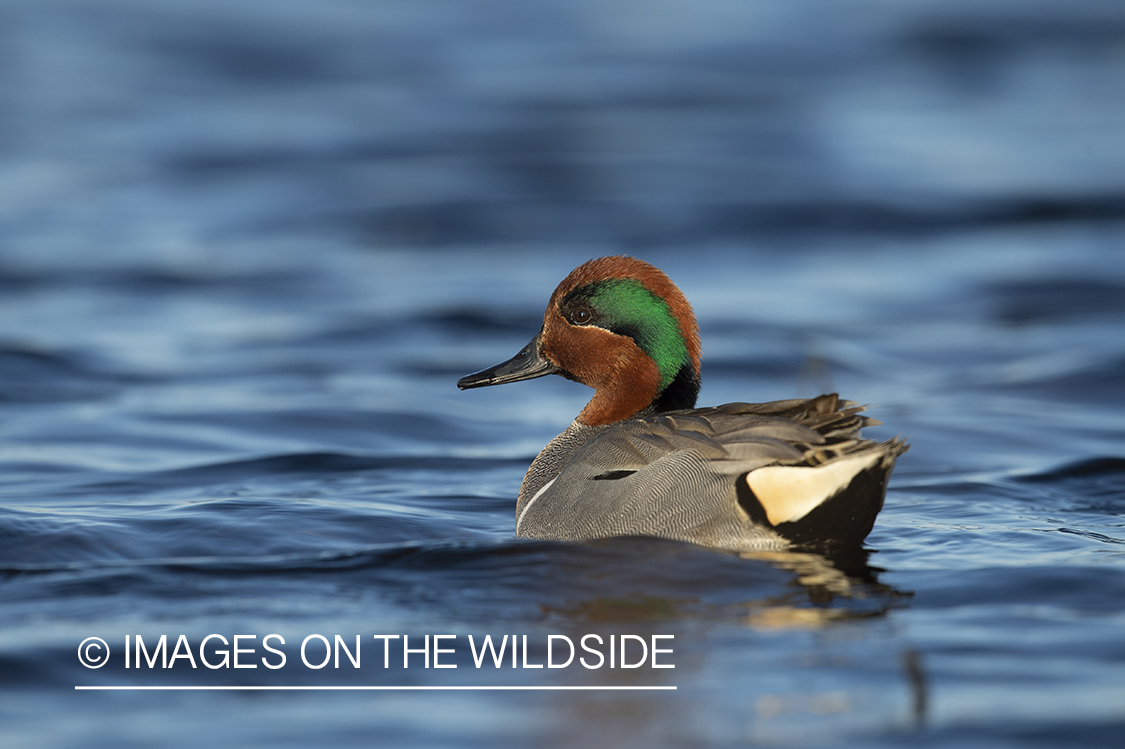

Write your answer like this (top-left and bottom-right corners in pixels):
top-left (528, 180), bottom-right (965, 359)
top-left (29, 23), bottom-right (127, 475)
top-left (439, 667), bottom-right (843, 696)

top-left (577, 360), bottom-right (699, 426)
top-left (650, 362), bottom-right (700, 413)
top-left (576, 356), bottom-right (660, 425)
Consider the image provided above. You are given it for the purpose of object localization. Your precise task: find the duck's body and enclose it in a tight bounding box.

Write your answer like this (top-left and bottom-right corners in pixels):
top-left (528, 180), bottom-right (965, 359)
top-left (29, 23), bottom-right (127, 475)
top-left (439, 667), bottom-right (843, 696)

top-left (459, 256), bottom-right (906, 551)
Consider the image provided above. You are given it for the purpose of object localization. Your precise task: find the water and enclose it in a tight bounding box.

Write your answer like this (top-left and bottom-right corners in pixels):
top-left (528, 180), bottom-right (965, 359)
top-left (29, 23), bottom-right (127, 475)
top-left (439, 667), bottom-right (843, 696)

top-left (2, 0), bottom-right (1124, 746)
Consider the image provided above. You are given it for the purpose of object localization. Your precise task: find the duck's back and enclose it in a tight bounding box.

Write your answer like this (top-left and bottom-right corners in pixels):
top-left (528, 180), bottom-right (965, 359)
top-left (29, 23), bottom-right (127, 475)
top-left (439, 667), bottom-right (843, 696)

top-left (515, 394), bottom-right (907, 551)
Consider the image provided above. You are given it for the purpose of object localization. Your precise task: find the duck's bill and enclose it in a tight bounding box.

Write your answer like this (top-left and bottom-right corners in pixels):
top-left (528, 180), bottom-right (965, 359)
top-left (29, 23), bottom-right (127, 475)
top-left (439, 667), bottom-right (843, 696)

top-left (457, 331), bottom-right (560, 389)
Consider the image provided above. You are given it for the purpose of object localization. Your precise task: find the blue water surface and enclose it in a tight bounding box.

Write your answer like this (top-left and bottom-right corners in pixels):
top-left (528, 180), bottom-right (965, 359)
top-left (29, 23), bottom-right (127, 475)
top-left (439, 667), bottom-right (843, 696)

top-left (2, 1), bottom-right (1124, 747)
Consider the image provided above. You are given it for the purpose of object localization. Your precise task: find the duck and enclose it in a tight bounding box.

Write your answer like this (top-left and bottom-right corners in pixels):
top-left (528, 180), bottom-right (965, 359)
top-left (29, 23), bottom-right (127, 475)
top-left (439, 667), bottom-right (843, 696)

top-left (457, 256), bottom-right (907, 551)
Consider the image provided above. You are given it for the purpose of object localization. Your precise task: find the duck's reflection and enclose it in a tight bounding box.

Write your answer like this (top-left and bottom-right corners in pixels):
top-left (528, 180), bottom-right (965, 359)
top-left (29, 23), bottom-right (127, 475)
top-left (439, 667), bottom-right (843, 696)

top-left (735, 545), bottom-right (910, 628)
top-left (529, 541), bottom-right (923, 743)
top-left (543, 540), bottom-right (911, 629)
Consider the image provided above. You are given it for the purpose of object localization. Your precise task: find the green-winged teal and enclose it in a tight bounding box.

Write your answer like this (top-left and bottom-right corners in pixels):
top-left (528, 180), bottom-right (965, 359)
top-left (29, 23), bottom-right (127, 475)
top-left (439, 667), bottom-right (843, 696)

top-left (458, 256), bottom-right (907, 550)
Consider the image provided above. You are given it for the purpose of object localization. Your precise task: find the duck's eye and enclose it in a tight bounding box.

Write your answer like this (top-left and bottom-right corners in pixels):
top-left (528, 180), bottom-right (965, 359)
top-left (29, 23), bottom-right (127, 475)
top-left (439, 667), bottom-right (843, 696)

top-left (570, 306), bottom-right (593, 325)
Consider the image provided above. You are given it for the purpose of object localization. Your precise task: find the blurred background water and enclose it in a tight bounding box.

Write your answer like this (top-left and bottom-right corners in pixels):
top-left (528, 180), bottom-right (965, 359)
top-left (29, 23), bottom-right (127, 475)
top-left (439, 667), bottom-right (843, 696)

top-left (1, 0), bottom-right (1124, 746)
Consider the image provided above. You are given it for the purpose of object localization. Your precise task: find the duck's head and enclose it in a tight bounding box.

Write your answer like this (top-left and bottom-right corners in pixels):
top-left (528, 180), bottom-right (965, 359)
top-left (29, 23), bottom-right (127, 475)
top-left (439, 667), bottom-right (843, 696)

top-left (458, 256), bottom-right (702, 426)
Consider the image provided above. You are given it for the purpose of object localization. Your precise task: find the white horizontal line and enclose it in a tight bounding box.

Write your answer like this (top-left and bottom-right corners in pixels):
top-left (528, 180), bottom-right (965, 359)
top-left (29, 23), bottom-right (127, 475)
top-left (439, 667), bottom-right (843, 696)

top-left (76, 685), bottom-right (676, 691)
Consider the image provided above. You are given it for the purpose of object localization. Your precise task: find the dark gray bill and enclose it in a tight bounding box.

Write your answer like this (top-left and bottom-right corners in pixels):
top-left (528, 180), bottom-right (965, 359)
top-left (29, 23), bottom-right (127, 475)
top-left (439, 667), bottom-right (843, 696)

top-left (457, 331), bottom-right (560, 389)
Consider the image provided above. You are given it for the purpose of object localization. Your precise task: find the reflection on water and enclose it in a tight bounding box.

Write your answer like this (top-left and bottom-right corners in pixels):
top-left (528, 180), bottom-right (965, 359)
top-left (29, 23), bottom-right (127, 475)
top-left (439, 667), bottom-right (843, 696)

top-left (535, 545), bottom-right (911, 633)
top-left (739, 548), bottom-right (910, 629)
top-left (903, 650), bottom-right (930, 729)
